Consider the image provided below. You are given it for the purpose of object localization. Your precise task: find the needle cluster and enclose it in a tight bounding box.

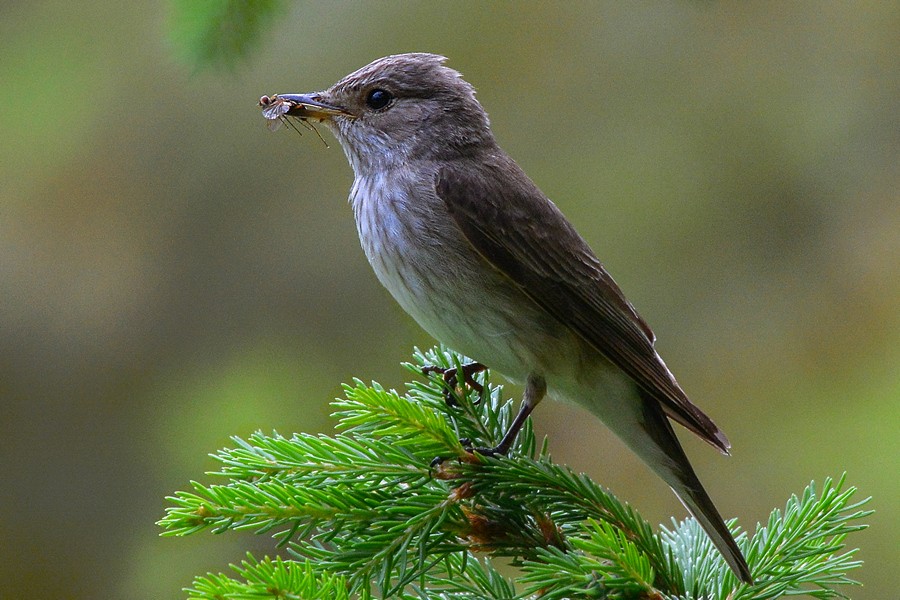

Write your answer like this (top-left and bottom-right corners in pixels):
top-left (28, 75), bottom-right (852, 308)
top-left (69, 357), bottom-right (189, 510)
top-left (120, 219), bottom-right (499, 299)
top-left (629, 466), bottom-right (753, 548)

top-left (158, 347), bottom-right (870, 599)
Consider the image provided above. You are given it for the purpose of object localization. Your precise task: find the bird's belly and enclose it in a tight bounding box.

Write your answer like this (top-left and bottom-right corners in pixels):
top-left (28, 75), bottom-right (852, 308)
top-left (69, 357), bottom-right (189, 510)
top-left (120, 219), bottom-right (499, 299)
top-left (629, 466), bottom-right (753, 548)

top-left (368, 216), bottom-right (643, 438)
top-left (375, 236), bottom-right (541, 380)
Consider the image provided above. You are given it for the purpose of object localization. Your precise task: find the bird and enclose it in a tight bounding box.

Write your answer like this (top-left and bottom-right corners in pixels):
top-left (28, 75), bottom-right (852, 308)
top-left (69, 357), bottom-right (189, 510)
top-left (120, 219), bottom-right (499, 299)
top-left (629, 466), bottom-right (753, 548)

top-left (261, 52), bottom-right (753, 583)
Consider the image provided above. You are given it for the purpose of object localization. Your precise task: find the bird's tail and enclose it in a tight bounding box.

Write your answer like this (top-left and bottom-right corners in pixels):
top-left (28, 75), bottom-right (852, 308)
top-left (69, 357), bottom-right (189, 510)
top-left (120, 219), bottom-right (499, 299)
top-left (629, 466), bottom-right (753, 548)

top-left (634, 394), bottom-right (754, 584)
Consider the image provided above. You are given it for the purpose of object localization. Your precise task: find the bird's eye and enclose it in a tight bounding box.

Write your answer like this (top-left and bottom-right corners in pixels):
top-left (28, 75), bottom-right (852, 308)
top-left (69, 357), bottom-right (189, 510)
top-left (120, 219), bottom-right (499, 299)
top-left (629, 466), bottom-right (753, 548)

top-left (365, 89), bottom-right (393, 110)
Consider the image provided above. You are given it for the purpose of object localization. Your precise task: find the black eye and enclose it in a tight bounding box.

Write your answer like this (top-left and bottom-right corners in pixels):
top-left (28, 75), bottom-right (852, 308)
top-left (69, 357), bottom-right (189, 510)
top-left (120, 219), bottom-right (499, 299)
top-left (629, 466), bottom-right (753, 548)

top-left (365, 89), bottom-right (393, 110)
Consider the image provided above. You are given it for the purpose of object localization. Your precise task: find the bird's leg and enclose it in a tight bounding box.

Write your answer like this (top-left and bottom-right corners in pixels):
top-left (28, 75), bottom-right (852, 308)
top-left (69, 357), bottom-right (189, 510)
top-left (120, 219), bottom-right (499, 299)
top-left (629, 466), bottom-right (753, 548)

top-left (422, 361), bottom-right (486, 406)
top-left (429, 374), bottom-right (545, 471)
top-left (469, 374), bottom-right (546, 457)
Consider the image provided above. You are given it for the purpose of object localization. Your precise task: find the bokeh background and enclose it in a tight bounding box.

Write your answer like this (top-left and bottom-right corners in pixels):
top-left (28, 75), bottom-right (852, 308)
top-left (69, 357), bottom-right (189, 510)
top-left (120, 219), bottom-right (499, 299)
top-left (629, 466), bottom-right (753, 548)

top-left (2, 1), bottom-right (897, 598)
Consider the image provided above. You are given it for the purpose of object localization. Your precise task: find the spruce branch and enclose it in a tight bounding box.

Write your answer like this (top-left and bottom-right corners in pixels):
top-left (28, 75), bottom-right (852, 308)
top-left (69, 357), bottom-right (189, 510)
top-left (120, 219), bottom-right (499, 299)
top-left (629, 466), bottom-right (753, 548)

top-left (159, 346), bottom-right (870, 599)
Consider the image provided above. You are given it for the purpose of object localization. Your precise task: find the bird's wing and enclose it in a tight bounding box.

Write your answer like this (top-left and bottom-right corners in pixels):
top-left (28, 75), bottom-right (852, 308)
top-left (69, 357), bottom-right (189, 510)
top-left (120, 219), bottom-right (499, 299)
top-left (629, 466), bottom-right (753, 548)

top-left (435, 157), bottom-right (730, 453)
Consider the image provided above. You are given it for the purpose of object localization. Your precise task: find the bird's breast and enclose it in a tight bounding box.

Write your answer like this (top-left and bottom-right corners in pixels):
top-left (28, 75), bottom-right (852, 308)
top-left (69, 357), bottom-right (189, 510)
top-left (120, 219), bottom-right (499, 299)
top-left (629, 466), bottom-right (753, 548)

top-left (350, 170), bottom-right (484, 310)
top-left (348, 170), bottom-right (563, 380)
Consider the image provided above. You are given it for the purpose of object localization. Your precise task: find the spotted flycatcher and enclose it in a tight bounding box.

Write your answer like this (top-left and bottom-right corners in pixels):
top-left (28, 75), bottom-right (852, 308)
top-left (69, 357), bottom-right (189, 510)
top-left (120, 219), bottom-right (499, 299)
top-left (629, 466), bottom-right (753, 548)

top-left (261, 53), bottom-right (752, 582)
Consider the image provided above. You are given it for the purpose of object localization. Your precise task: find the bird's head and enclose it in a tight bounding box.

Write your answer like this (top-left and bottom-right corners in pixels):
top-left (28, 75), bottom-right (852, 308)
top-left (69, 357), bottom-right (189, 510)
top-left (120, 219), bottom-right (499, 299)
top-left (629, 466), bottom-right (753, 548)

top-left (268, 53), bottom-right (495, 173)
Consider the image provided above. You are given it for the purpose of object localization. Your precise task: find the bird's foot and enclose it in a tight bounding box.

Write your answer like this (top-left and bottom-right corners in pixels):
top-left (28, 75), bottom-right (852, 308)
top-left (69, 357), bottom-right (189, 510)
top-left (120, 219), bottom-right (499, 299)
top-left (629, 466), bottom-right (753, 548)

top-left (461, 437), bottom-right (508, 458)
top-left (422, 361), bottom-right (486, 407)
top-left (429, 437), bottom-right (505, 476)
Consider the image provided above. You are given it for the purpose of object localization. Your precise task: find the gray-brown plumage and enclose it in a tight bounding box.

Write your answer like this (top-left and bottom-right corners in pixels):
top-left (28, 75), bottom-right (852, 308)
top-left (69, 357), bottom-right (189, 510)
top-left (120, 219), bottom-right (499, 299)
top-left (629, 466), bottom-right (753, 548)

top-left (266, 53), bottom-right (753, 583)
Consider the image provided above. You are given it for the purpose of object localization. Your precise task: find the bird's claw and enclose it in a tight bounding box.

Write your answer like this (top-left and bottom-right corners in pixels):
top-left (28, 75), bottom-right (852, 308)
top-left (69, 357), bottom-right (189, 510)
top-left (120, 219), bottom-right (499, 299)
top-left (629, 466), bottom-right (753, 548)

top-left (422, 361), bottom-right (486, 407)
top-left (468, 445), bottom-right (503, 458)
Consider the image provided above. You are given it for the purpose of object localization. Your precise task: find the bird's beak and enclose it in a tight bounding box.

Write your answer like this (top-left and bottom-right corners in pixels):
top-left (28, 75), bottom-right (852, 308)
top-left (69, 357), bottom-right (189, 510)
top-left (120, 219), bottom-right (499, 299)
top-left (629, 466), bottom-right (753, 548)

top-left (276, 93), bottom-right (353, 121)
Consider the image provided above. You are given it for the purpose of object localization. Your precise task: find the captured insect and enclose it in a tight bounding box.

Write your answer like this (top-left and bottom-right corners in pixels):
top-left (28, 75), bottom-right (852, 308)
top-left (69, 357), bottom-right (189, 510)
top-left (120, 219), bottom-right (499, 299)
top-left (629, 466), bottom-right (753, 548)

top-left (258, 94), bottom-right (329, 146)
top-left (258, 95), bottom-right (294, 131)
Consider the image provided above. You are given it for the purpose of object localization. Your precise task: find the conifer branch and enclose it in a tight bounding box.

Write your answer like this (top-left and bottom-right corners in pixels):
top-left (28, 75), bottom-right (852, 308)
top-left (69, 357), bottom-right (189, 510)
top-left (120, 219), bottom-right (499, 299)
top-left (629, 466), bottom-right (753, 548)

top-left (159, 346), bottom-right (871, 599)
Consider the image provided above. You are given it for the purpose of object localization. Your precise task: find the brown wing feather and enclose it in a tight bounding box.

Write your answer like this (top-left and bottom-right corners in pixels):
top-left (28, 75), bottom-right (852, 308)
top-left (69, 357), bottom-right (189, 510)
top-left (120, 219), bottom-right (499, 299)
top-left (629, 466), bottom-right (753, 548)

top-left (435, 155), bottom-right (730, 453)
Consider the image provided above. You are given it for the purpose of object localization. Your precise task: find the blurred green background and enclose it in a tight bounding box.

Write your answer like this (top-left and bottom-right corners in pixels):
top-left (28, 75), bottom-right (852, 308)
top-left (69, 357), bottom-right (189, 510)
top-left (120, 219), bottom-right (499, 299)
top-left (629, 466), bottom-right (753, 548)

top-left (2, 1), bottom-right (897, 598)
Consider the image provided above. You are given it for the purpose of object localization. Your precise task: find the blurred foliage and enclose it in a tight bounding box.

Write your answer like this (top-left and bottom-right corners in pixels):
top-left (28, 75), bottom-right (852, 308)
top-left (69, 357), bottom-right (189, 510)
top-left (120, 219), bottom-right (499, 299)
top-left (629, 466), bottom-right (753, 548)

top-left (0, 2), bottom-right (896, 600)
top-left (167, 0), bottom-right (288, 69)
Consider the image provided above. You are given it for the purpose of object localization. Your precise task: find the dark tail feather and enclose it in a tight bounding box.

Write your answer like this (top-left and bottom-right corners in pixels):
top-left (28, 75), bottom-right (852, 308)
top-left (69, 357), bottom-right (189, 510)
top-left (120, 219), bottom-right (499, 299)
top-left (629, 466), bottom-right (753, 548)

top-left (640, 396), bottom-right (754, 584)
